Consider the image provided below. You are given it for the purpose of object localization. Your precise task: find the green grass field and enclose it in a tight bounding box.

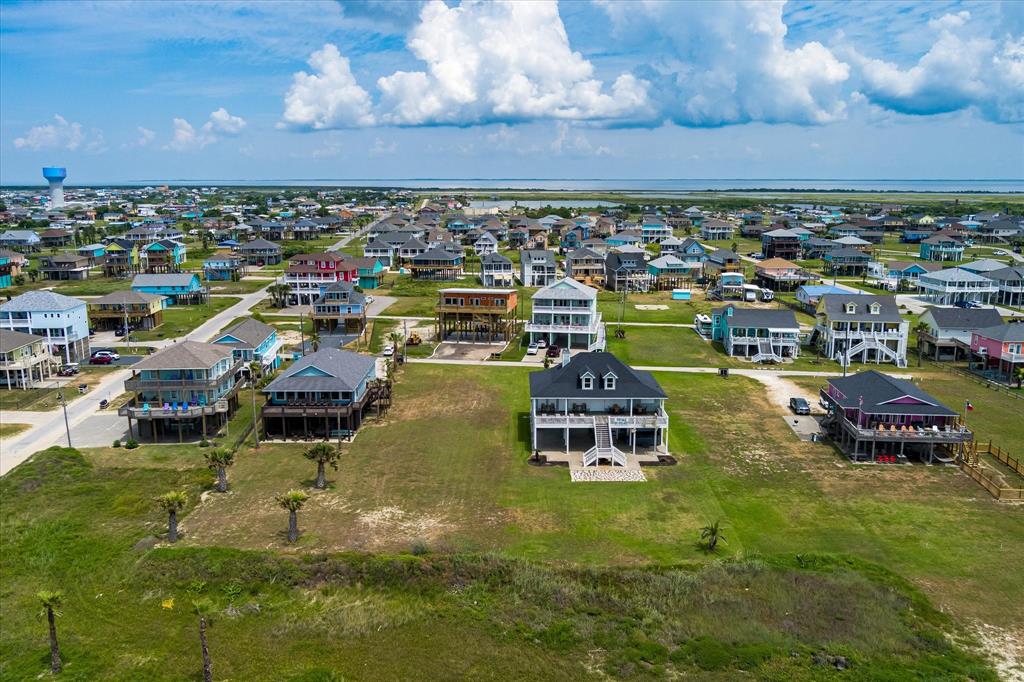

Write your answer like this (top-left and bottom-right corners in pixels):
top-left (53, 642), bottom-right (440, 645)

top-left (0, 423), bottom-right (31, 439)
top-left (132, 297), bottom-right (241, 341)
top-left (2, 364), bottom-right (1021, 678)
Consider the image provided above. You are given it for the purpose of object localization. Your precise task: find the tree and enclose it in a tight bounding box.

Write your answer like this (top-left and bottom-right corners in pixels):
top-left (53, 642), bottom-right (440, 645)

top-left (249, 361), bottom-right (262, 448)
top-left (156, 491), bottom-right (188, 542)
top-left (192, 599), bottom-right (214, 682)
top-left (1015, 366), bottom-right (1024, 389)
top-left (276, 490), bottom-right (309, 543)
top-left (303, 442), bottom-right (340, 489)
top-left (913, 322), bottom-right (930, 367)
top-left (387, 331), bottom-right (405, 358)
top-left (204, 448), bottom-right (235, 493)
top-left (37, 591), bottom-right (63, 673)
top-left (28, 268), bottom-right (39, 283)
top-left (268, 283), bottom-right (290, 308)
top-left (730, 241), bottom-right (738, 254)
top-left (310, 328), bottom-right (321, 352)
top-left (700, 520), bottom-right (727, 553)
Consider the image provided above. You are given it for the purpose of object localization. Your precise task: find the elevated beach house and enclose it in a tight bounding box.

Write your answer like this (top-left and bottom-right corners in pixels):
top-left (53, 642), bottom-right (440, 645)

top-left (312, 281), bottom-right (366, 334)
top-left (813, 294), bottom-right (908, 368)
top-left (88, 290), bottom-right (168, 331)
top-left (969, 323), bottom-right (1024, 385)
top-left (480, 252), bottom-right (515, 287)
top-left (711, 305), bottom-right (801, 363)
top-left (0, 290), bottom-right (91, 363)
top-left (260, 348), bottom-right (389, 441)
top-left (212, 318), bottom-right (282, 372)
top-left (0, 329), bottom-right (57, 389)
top-left (435, 288), bottom-right (520, 342)
top-left (820, 370), bottom-right (971, 463)
top-left (525, 277), bottom-right (605, 351)
top-left (917, 307), bottom-right (1003, 361)
top-left (529, 351), bottom-right (669, 466)
top-left (131, 273), bottom-right (208, 305)
top-left (119, 341), bottom-right (243, 442)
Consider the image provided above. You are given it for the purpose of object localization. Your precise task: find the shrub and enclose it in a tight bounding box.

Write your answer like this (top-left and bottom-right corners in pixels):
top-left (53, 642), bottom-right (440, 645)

top-left (410, 540), bottom-right (430, 556)
top-left (199, 439), bottom-right (210, 448)
top-left (112, 439), bottom-right (121, 448)
top-left (671, 637), bottom-right (732, 671)
top-left (534, 621), bottom-right (580, 652)
top-left (125, 439), bottom-right (139, 450)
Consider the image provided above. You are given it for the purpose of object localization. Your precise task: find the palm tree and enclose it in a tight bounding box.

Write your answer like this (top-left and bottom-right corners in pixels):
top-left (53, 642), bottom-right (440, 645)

top-left (913, 321), bottom-right (930, 367)
top-left (249, 361), bottom-right (261, 448)
top-left (204, 448), bottom-right (235, 493)
top-left (268, 283), bottom-right (290, 308)
top-left (1015, 366), bottom-right (1024, 389)
top-left (387, 331), bottom-right (404, 360)
top-left (304, 442), bottom-right (340, 489)
top-left (192, 599), bottom-right (214, 682)
top-left (700, 520), bottom-right (727, 553)
top-left (310, 328), bottom-right (321, 352)
top-left (28, 268), bottom-right (39, 283)
top-left (276, 490), bottom-right (310, 543)
top-left (37, 590), bottom-right (63, 673)
top-left (156, 491), bottom-right (188, 542)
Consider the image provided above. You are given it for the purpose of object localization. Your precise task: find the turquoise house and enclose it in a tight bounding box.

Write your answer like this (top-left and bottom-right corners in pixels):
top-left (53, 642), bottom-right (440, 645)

top-left (142, 239), bottom-right (187, 272)
top-left (131, 273), bottom-right (207, 304)
top-left (0, 254), bottom-right (11, 289)
top-left (212, 318), bottom-right (282, 371)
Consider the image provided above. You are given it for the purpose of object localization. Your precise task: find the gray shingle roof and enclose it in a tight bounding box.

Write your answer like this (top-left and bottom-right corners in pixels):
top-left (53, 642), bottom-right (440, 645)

top-left (132, 341), bottom-right (234, 370)
top-left (0, 328), bottom-right (43, 353)
top-left (240, 238), bottom-right (282, 251)
top-left (826, 370), bottom-right (957, 416)
top-left (821, 294), bottom-right (903, 322)
top-left (263, 349), bottom-right (375, 394)
top-left (213, 318), bottom-right (276, 348)
top-left (974, 323), bottom-right (1024, 343)
top-left (90, 290), bottom-right (167, 306)
top-left (529, 352), bottom-right (666, 399)
top-left (714, 305), bottom-right (799, 329)
top-left (924, 307), bottom-right (1003, 330)
top-left (533, 277), bottom-right (597, 301)
top-left (0, 290), bottom-right (86, 312)
top-left (131, 273), bottom-right (200, 288)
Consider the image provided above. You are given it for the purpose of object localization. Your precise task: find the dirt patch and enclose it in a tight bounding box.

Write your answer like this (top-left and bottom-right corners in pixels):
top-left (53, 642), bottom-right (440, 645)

top-left (972, 621), bottom-right (1024, 681)
top-left (431, 342), bottom-right (505, 361)
top-left (355, 505), bottom-right (452, 550)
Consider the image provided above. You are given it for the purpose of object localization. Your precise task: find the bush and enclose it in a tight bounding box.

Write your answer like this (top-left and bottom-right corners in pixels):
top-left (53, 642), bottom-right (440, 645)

top-left (410, 540), bottom-right (430, 556)
top-left (124, 439), bottom-right (139, 450)
top-left (199, 439), bottom-right (210, 448)
top-left (671, 637), bottom-right (732, 671)
top-left (112, 439), bottom-right (121, 448)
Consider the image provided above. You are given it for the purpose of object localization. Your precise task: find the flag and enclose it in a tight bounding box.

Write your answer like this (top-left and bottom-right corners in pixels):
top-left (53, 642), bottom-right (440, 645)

top-left (965, 401), bottom-right (974, 412)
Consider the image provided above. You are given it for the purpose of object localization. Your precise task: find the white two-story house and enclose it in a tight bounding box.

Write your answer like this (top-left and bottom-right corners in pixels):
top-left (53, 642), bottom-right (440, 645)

top-left (525, 278), bottom-right (605, 351)
top-left (917, 267), bottom-right (1000, 306)
top-left (814, 294), bottom-right (909, 368)
top-left (0, 290), bottom-right (91, 363)
top-left (520, 249), bottom-right (558, 287)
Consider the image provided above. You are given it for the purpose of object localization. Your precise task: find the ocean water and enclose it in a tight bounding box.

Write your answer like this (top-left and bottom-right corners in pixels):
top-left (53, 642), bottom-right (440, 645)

top-left (23, 178), bottom-right (1024, 193)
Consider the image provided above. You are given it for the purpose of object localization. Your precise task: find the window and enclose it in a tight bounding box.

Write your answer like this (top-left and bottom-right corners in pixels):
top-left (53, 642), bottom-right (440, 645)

top-left (604, 375), bottom-right (616, 390)
top-left (869, 303), bottom-right (880, 315)
top-left (845, 303), bottom-right (856, 314)
top-left (581, 376), bottom-right (593, 390)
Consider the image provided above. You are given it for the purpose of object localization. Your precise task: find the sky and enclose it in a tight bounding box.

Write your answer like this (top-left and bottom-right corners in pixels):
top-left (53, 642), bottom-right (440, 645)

top-left (1, 0), bottom-right (1022, 184)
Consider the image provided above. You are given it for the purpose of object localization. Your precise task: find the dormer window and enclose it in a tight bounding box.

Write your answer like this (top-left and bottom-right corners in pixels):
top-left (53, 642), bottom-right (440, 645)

top-left (604, 375), bottom-right (617, 390)
top-left (580, 371), bottom-right (595, 390)
top-left (869, 303), bottom-right (880, 315)
top-left (845, 303), bottom-right (856, 314)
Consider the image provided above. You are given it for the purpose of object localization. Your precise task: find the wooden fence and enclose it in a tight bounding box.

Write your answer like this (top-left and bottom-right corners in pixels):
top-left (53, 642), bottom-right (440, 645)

top-left (956, 440), bottom-right (1024, 501)
top-left (924, 359), bottom-right (1023, 400)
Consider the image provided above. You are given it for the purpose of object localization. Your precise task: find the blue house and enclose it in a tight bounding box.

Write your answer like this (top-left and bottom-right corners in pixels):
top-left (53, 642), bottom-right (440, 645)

top-left (901, 227), bottom-right (934, 243)
top-left (141, 239), bottom-right (187, 273)
top-left (212, 318), bottom-right (282, 371)
top-left (203, 255), bottom-right (247, 281)
top-left (673, 237), bottom-right (707, 264)
top-left (606, 230), bottom-right (642, 248)
top-left (560, 228), bottom-right (584, 251)
top-left (640, 216), bottom-right (672, 244)
top-left (131, 273), bottom-right (208, 304)
top-left (260, 348), bottom-right (383, 439)
top-left (76, 243), bottom-right (107, 265)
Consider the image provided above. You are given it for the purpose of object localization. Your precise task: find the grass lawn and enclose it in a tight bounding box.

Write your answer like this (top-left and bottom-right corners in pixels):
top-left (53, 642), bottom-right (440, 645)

top-left (1, 365), bottom-right (1015, 678)
top-left (0, 366), bottom-right (118, 412)
top-left (0, 423), bottom-right (31, 439)
top-left (206, 279), bottom-right (269, 294)
top-left (132, 297), bottom-right (241, 341)
top-left (46, 278), bottom-right (138, 297)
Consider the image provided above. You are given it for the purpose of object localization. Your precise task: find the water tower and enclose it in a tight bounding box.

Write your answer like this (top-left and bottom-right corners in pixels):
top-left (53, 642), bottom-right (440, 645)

top-left (42, 166), bottom-right (67, 208)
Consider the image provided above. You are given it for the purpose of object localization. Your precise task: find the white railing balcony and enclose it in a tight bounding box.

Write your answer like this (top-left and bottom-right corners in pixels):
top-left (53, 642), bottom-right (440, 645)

top-left (525, 321), bottom-right (601, 335)
top-left (531, 304), bottom-right (596, 313)
top-left (534, 414), bottom-right (595, 427)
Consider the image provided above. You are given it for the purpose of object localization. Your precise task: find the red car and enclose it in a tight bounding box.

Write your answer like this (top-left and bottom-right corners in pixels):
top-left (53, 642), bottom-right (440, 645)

top-left (90, 355), bottom-right (113, 365)
top-left (545, 345), bottom-right (562, 359)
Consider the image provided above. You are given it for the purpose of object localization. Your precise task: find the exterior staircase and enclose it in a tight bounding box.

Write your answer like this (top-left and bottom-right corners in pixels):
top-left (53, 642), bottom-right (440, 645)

top-left (583, 416), bottom-right (628, 467)
top-left (751, 338), bottom-right (782, 363)
top-left (841, 337), bottom-right (907, 368)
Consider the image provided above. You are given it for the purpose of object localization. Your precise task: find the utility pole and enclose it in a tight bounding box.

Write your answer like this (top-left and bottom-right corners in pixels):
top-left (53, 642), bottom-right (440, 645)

top-left (299, 313), bottom-right (306, 357)
top-left (58, 391), bottom-right (72, 447)
top-left (123, 301), bottom-right (130, 351)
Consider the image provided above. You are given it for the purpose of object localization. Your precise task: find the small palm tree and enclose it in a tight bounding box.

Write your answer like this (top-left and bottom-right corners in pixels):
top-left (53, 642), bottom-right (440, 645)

top-left (204, 448), bottom-right (235, 493)
top-left (268, 283), bottom-right (290, 308)
top-left (249, 361), bottom-right (262, 448)
top-left (276, 490), bottom-right (310, 543)
top-left (38, 590), bottom-right (63, 673)
top-left (156, 491), bottom-right (188, 542)
top-left (913, 321), bottom-right (930, 367)
top-left (1015, 366), bottom-right (1024, 389)
top-left (192, 599), bottom-right (214, 682)
top-left (387, 331), bottom-right (404, 357)
top-left (304, 442), bottom-right (340, 489)
top-left (310, 328), bottom-right (321, 352)
top-left (700, 520), bottom-right (727, 553)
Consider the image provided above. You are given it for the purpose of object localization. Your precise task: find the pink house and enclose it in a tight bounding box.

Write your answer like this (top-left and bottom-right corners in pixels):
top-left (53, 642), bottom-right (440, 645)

top-left (970, 323), bottom-right (1024, 384)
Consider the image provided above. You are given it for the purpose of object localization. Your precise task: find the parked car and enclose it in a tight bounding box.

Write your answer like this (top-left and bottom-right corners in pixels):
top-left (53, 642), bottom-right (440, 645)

top-left (545, 345), bottom-right (562, 359)
top-left (58, 363), bottom-right (80, 376)
top-left (760, 288), bottom-right (775, 302)
top-left (99, 399), bottom-right (110, 409)
top-left (382, 345), bottom-right (394, 357)
top-left (92, 350), bottom-right (120, 361)
top-left (954, 300), bottom-right (981, 309)
top-left (526, 341), bottom-right (540, 355)
top-left (789, 397), bottom-right (811, 415)
top-left (536, 338), bottom-right (548, 348)
top-left (90, 354), bottom-right (113, 365)
top-left (994, 249), bottom-right (1008, 256)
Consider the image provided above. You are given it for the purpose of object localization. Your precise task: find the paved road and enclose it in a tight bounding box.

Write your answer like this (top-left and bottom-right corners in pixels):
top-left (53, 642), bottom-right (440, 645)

top-left (327, 213), bottom-right (389, 252)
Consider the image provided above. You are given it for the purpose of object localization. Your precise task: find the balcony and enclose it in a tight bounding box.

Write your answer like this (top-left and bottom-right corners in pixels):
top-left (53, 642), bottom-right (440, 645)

top-left (119, 400), bottom-right (228, 419)
top-left (534, 408), bottom-right (668, 429)
top-left (532, 303), bottom-right (595, 313)
top-left (124, 360), bottom-right (243, 391)
top-left (525, 320), bottom-right (601, 335)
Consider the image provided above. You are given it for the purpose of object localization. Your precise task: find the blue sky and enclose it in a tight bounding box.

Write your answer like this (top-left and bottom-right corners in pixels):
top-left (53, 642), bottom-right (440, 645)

top-left (1, 0), bottom-right (1021, 184)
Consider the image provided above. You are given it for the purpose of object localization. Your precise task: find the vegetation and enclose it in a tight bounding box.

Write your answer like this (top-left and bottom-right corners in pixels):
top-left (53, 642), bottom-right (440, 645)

top-left (700, 520), bottom-right (727, 553)
top-left (156, 491), bottom-right (188, 543)
top-left (204, 448), bottom-right (235, 493)
top-left (37, 590), bottom-right (63, 673)
top-left (275, 490), bottom-right (310, 543)
top-left (133, 297), bottom-right (241, 341)
top-left (303, 442), bottom-right (341, 490)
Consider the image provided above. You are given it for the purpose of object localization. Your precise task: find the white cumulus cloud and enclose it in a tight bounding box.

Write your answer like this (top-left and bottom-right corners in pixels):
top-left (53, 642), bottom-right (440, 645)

top-left (13, 114), bottom-right (86, 150)
top-left (598, 0), bottom-right (850, 126)
top-left (848, 11), bottom-right (1024, 123)
top-left (164, 108), bottom-right (248, 151)
top-left (280, 43), bottom-right (376, 129)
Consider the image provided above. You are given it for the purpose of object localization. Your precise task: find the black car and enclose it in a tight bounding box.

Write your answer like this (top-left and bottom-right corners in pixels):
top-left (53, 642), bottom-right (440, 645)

top-left (789, 397), bottom-right (811, 415)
